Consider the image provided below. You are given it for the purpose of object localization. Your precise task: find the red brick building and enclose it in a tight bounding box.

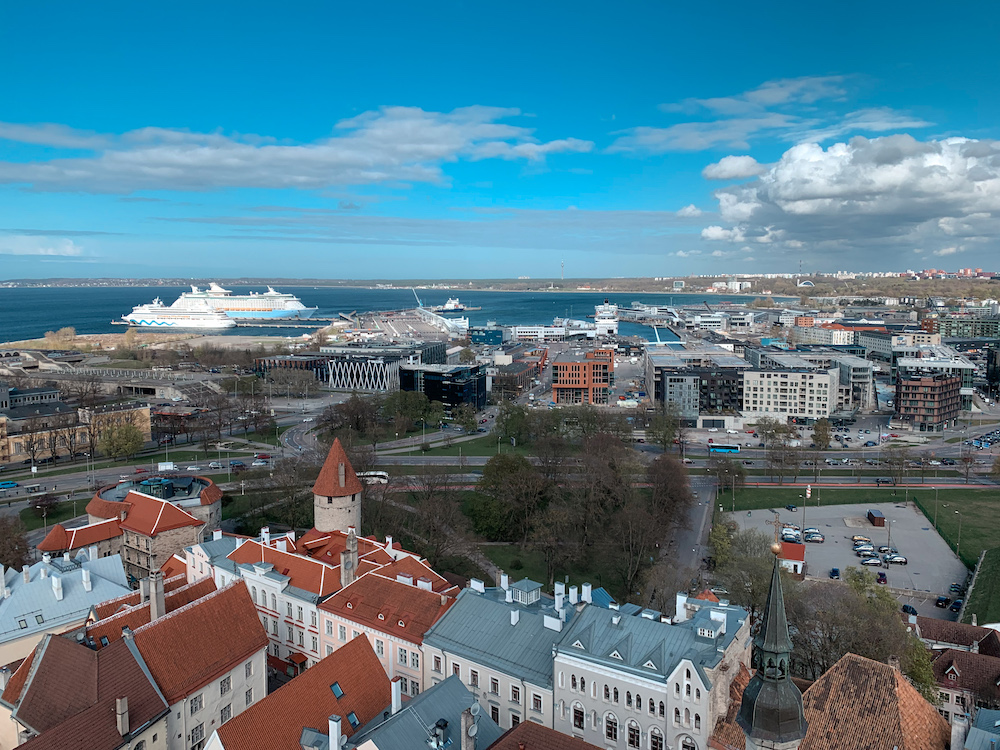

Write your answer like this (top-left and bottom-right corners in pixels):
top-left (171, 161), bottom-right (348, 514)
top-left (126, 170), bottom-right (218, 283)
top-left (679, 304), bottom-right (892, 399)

top-left (551, 348), bottom-right (613, 405)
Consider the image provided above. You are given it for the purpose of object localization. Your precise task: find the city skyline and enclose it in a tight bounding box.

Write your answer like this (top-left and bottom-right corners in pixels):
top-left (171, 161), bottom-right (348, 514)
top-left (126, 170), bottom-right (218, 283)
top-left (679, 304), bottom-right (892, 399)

top-left (2, 1), bottom-right (999, 279)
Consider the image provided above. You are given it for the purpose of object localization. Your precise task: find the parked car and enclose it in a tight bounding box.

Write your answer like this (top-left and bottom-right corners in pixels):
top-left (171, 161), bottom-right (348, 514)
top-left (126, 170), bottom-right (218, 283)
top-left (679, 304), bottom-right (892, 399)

top-left (878, 545), bottom-right (897, 554)
top-left (251, 459), bottom-right (268, 467)
top-left (134, 467), bottom-right (147, 474)
top-left (829, 568), bottom-right (841, 580)
top-left (876, 571), bottom-right (887, 585)
top-left (804, 528), bottom-right (820, 535)
top-left (208, 462), bottom-right (223, 469)
top-left (186, 465), bottom-right (203, 471)
top-left (254, 453), bottom-right (272, 460)
top-left (901, 604), bottom-right (918, 616)
top-left (885, 555), bottom-right (908, 565)
top-left (785, 504), bottom-right (798, 512)
top-left (936, 596), bottom-right (951, 608)
top-left (804, 534), bottom-right (825, 543)
top-left (861, 557), bottom-right (883, 566)
top-left (950, 599), bottom-right (964, 612)
top-left (950, 583), bottom-right (965, 594)
top-left (302, 417), bottom-right (314, 423)
top-left (852, 535), bottom-right (871, 543)
top-left (229, 460), bottom-right (245, 467)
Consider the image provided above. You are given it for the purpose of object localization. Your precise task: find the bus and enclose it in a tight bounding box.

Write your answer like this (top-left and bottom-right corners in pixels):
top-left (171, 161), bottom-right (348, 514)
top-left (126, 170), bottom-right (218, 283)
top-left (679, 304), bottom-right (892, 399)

top-left (357, 471), bottom-right (389, 485)
top-left (708, 443), bottom-right (741, 454)
top-left (0, 481), bottom-right (19, 490)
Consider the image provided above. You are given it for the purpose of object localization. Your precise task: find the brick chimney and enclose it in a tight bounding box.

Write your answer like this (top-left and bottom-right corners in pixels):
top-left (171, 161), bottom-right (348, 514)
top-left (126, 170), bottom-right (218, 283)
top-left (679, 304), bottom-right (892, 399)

top-left (115, 697), bottom-right (129, 736)
top-left (149, 572), bottom-right (165, 621)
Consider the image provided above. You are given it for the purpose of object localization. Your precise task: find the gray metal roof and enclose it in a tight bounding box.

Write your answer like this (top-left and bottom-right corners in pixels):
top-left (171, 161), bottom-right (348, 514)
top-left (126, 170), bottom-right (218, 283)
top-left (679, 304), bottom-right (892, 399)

top-left (351, 675), bottom-right (503, 750)
top-left (422, 587), bottom-right (574, 689)
top-left (555, 601), bottom-right (747, 689)
top-left (0, 552), bottom-right (130, 645)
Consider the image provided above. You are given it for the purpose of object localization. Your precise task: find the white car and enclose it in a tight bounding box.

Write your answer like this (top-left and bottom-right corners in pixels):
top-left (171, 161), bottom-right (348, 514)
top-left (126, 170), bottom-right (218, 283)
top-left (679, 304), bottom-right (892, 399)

top-left (726, 429), bottom-right (738, 434)
top-left (208, 462), bottom-right (223, 469)
top-left (707, 428), bottom-right (719, 433)
top-left (186, 465), bottom-right (203, 471)
top-left (251, 459), bottom-right (268, 467)
top-left (302, 417), bottom-right (314, 423)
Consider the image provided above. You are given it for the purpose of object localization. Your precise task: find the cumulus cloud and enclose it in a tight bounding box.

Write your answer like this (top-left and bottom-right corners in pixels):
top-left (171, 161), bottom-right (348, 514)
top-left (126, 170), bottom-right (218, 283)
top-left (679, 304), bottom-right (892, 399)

top-left (0, 235), bottom-right (84, 256)
top-left (702, 155), bottom-right (766, 180)
top-left (0, 107), bottom-right (593, 193)
top-left (677, 204), bottom-right (703, 217)
top-left (701, 134), bottom-right (1000, 261)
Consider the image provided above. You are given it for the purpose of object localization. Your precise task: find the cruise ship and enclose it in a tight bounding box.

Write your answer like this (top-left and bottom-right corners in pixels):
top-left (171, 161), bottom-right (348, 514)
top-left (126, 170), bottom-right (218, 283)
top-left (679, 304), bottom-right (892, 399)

top-left (178, 283), bottom-right (317, 319)
top-left (122, 298), bottom-right (236, 329)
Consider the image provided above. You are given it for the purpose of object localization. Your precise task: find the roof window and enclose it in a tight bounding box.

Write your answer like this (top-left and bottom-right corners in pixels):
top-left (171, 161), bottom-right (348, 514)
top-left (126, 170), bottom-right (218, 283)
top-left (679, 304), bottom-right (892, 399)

top-left (331, 682), bottom-right (344, 698)
top-left (347, 712), bottom-right (359, 728)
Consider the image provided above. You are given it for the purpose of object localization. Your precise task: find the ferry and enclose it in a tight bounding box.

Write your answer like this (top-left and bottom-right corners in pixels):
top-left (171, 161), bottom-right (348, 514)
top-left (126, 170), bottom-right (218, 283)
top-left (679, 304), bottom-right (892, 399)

top-left (178, 283), bottom-right (317, 319)
top-left (122, 298), bottom-right (236, 329)
top-left (428, 297), bottom-right (481, 313)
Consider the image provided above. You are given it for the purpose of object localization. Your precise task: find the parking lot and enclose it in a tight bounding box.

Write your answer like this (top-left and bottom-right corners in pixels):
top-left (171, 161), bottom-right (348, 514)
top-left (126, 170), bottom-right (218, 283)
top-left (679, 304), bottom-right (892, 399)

top-left (738, 501), bottom-right (970, 620)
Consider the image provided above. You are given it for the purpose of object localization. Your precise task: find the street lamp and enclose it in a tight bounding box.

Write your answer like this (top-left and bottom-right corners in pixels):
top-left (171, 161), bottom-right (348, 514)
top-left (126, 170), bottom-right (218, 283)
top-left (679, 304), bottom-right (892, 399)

top-left (35, 505), bottom-right (47, 535)
top-left (955, 510), bottom-right (963, 559)
top-left (887, 519), bottom-right (896, 549)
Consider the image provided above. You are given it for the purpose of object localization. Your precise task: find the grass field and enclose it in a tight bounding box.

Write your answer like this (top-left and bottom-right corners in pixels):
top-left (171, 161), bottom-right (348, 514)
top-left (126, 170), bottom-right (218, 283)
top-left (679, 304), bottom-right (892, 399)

top-left (19, 500), bottom-right (82, 531)
top-left (963, 548), bottom-right (1000, 625)
top-left (397, 434), bottom-right (530, 458)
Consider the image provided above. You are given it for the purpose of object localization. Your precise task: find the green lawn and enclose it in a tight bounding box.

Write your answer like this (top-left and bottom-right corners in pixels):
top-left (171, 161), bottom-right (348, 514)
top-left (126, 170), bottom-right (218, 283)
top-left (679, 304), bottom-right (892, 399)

top-left (19, 500), bottom-right (82, 531)
top-left (909, 487), bottom-right (1000, 568)
top-left (243, 425), bottom-right (293, 446)
top-left (397, 434), bottom-right (530, 458)
top-left (963, 548), bottom-right (1000, 625)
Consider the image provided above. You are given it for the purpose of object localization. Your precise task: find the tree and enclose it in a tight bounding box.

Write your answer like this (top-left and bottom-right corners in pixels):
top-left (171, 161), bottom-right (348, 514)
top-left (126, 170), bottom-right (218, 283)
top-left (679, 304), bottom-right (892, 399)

top-left (991, 454), bottom-right (1000, 482)
top-left (533, 434), bottom-right (570, 484)
top-left (882, 444), bottom-right (910, 486)
top-left (713, 527), bottom-right (780, 625)
top-left (477, 453), bottom-right (548, 544)
top-left (18, 416), bottom-right (46, 466)
top-left (32, 493), bottom-right (58, 519)
top-left (642, 559), bottom-right (699, 614)
top-left (0, 517), bottom-right (29, 568)
top-left (959, 445), bottom-right (977, 484)
top-left (811, 418), bottom-right (832, 450)
top-left (409, 467), bottom-right (468, 568)
top-left (99, 422), bottom-right (144, 461)
top-left (529, 502), bottom-right (576, 587)
top-left (707, 455), bottom-right (746, 495)
top-left (458, 347), bottom-right (477, 364)
top-left (494, 401), bottom-right (528, 445)
top-left (607, 497), bottom-right (661, 600)
top-left (647, 455), bottom-right (696, 528)
top-left (453, 404), bottom-right (478, 434)
top-left (647, 402), bottom-right (680, 453)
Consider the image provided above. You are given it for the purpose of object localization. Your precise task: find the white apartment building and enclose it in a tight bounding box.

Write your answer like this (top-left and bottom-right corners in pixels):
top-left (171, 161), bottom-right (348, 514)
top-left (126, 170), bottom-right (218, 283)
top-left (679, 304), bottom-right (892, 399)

top-left (741, 370), bottom-right (835, 419)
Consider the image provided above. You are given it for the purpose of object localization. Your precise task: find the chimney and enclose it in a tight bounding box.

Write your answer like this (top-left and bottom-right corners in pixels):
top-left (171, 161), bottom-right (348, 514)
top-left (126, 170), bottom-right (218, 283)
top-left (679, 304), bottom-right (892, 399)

top-left (82, 569), bottom-right (92, 592)
top-left (973, 614), bottom-right (979, 626)
top-left (391, 677), bottom-right (402, 715)
top-left (122, 626), bottom-right (133, 641)
top-left (329, 715), bottom-right (342, 746)
top-left (340, 549), bottom-right (355, 588)
top-left (347, 527), bottom-right (358, 569)
top-left (494, 568), bottom-right (505, 587)
top-left (21, 567), bottom-right (29, 585)
top-left (40, 568), bottom-right (47, 580)
top-left (115, 697), bottom-right (129, 736)
top-left (505, 587), bottom-right (513, 603)
top-left (500, 573), bottom-right (509, 590)
top-left (51, 575), bottom-right (63, 601)
top-left (149, 572), bottom-right (165, 622)
top-left (276, 539), bottom-right (287, 553)
top-left (338, 462), bottom-right (346, 489)
top-left (417, 577), bottom-right (433, 591)
top-left (582, 583), bottom-right (592, 604)
top-left (213, 529), bottom-right (223, 541)
top-left (63, 552), bottom-right (70, 563)
top-left (0, 667), bottom-right (10, 690)
top-left (88, 545), bottom-right (99, 561)
top-left (461, 707), bottom-right (476, 750)
top-left (261, 527), bottom-right (271, 546)
top-left (569, 585), bottom-right (578, 605)
top-left (510, 609), bottom-right (520, 626)
top-left (555, 593), bottom-right (564, 611)
top-left (2, 587), bottom-right (10, 599)
top-left (42, 553), bottom-right (51, 565)
top-left (385, 535), bottom-right (393, 552)
top-left (554, 581), bottom-right (565, 597)
top-left (470, 578), bottom-right (485, 593)
top-left (139, 577), bottom-right (150, 603)
top-left (396, 572), bottom-right (414, 586)
top-left (887, 655), bottom-right (901, 671)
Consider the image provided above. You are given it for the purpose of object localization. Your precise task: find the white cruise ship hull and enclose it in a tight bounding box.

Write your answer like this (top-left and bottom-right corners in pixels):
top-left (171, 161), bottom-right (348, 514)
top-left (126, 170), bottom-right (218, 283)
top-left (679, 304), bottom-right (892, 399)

top-left (122, 313), bottom-right (236, 329)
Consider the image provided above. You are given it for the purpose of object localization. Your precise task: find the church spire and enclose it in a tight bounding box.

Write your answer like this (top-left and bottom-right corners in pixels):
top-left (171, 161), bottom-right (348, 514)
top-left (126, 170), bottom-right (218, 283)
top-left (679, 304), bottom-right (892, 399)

top-left (736, 550), bottom-right (808, 749)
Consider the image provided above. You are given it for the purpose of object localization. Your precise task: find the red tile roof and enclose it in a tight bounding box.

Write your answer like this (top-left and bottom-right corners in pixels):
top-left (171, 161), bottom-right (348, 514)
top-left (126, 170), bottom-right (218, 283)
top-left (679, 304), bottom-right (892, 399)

top-left (36, 518), bottom-right (121, 552)
top-left (159, 553), bottom-right (187, 579)
top-left (132, 580), bottom-right (268, 704)
top-left (298, 528), bottom-right (392, 565)
top-left (92, 573), bottom-right (188, 619)
top-left (213, 634), bottom-right (391, 750)
top-left (491, 721), bottom-right (604, 750)
top-left (86, 577), bottom-right (218, 650)
top-left (84, 492), bottom-right (130, 521)
top-left (117, 491), bottom-right (203, 537)
top-left (931, 648), bottom-right (1000, 695)
top-left (909, 614), bottom-right (994, 650)
top-left (228, 540), bottom-right (341, 597)
top-left (1, 648), bottom-right (37, 707)
top-left (319, 573), bottom-right (453, 645)
top-left (312, 438), bottom-right (363, 498)
top-left (373, 556), bottom-right (459, 596)
top-left (695, 589), bottom-right (720, 603)
top-left (780, 542), bottom-right (806, 562)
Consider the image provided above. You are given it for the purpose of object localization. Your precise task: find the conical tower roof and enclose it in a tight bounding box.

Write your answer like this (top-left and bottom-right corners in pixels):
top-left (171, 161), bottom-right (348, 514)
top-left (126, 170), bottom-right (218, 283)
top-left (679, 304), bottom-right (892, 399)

top-left (312, 438), bottom-right (363, 498)
top-left (736, 554), bottom-right (808, 745)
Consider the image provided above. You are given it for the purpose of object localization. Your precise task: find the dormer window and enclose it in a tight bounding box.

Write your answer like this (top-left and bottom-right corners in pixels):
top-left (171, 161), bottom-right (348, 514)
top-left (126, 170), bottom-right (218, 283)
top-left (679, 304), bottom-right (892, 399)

top-left (698, 627), bottom-right (715, 638)
top-left (347, 602), bottom-right (353, 609)
top-left (378, 613), bottom-right (385, 620)
top-left (610, 650), bottom-right (622, 660)
top-left (398, 620), bottom-right (405, 627)
top-left (572, 640), bottom-right (585, 649)
top-left (948, 673), bottom-right (957, 681)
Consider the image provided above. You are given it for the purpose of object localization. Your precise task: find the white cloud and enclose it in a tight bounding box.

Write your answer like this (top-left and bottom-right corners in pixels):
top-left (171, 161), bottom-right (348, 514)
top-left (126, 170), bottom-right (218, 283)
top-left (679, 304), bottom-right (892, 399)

top-left (701, 134), bottom-right (1000, 262)
top-left (0, 236), bottom-right (84, 256)
top-left (0, 107), bottom-right (593, 193)
top-left (677, 204), bottom-right (703, 217)
top-left (702, 155), bottom-right (766, 180)
top-left (0, 121), bottom-right (110, 149)
top-left (665, 76), bottom-right (847, 116)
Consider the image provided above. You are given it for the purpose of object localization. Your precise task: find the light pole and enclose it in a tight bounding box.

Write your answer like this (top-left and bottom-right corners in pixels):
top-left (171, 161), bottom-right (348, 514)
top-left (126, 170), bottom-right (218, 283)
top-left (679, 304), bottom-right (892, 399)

top-left (35, 505), bottom-right (47, 536)
top-left (887, 519), bottom-right (896, 549)
top-left (955, 510), bottom-right (963, 559)
top-left (934, 486), bottom-right (939, 529)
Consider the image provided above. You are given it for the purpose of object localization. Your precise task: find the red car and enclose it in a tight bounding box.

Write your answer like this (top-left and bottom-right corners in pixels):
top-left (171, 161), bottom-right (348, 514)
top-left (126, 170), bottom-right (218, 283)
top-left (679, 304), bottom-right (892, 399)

top-left (134, 467), bottom-right (147, 474)
top-left (254, 453), bottom-right (272, 460)
top-left (876, 571), bottom-right (887, 585)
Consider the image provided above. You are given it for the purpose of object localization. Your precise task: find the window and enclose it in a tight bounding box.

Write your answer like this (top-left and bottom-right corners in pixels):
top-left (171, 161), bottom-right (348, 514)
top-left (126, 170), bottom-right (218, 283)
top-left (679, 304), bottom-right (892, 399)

top-left (398, 647), bottom-right (408, 665)
top-left (572, 675), bottom-right (578, 691)
top-left (311, 636), bottom-right (318, 652)
top-left (347, 712), bottom-right (359, 729)
top-left (326, 645), bottom-right (334, 656)
top-left (286, 626), bottom-right (293, 642)
top-left (573, 706), bottom-right (584, 730)
top-left (695, 714), bottom-right (701, 730)
top-left (939, 692), bottom-right (949, 703)
top-left (604, 685), bottom-right (610, 700)
top-left (220, 676), bottom-right (231, 696)
top-left (297, 606), bottom-right (303, 621)
top-left (376, 640), bottom-right (384, 657)
top-left (311, 611), bottom-right (317, 627)
top-left (246, 688), bottom-right (253, 706)
top-left (685, 684), bottom-right (691, 697)
top-left (221, 703), bottom-right (232, 723)
top-left (491, 706), bottom-right (500, 724)
top-left (635, 693), bottom-right (640, 710)
top-left (272, 620), bottom-right (278, 635)
top-left (286, 602), bottom-right (292, 617)
top-left (17, 619), bottom-right (26, 629)
top-left (252, 586), bottom-right (257, 602)
top-left (411, 652), bottom-right (419, 670)
top-left (325, 620), bottom-right (333, 636)
top-left (471, 670), bottom-right (480, 688)
top-left (298, 630), bottom-right (304, 646)
top-left (626, 692), bottom-right (632, 708)
top-left (510, 713), bottom-right (520, 727)
top-left (532, 693), bottom-right (542, 712)
top-left (191, 723), bottom-right (205, 744)
top-left (613, 688), bottom-right (619, 704)
top-left (651, 730), bottom-right (664, 750)
top-left (453, 663), bottom-right (461, 678)
top-left (695, 688), bottom-right (701, 701)
top-left (245, 661), bottom-right (253, 678)
top-left (684, 708), bottom-right (690, 725)
top-left (190, 694), bottom-right (203, 714)
top-left (674, 708), bottom-right (681, 726)
top-left (339, 625), bottom-right (347, 642)
top-left (271, 593), bottom-right (276, 611)
top-left (627, 724), bottom-right (639, 748)
top-left (580, 677), bottom-right (586, 693)
top-left (649, 698), bottom-right (655, 715)
top-left (400, 677), bottom-right (409, 693)
top-left (411, 680), bottom-right (420, 696)
top-left (491, 677), bottom-right (500, 695)
top-left (606, 716), bottom-right (618, 741)
top-left (658, 701), bottom-right (665, 718)
top-left (511, 685), bottom-right (520, 704)
top-left (433, 655), bottom-right (442, 673)
top-left (353, 630), bottom-right (360, 640)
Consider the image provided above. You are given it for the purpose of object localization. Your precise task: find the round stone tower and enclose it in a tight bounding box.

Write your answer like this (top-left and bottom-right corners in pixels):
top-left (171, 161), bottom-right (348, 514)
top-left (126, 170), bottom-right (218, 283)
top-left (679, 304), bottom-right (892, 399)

top-left (312, 438), bottom-right (362, 533)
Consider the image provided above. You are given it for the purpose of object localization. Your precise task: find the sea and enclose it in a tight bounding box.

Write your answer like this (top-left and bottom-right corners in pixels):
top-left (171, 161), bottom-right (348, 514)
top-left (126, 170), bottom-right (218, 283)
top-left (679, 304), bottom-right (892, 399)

top-left (0, 286), bottom-right (777, 344)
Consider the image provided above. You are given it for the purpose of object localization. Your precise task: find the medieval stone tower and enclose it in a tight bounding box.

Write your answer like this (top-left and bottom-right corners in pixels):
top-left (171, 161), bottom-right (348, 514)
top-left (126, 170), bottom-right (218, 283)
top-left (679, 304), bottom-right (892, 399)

top-left (312, 438), bottom-right (362, 533)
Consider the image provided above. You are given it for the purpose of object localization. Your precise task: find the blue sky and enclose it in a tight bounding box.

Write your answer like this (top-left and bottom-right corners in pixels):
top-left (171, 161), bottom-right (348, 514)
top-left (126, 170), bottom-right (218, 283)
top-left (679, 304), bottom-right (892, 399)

top-left (1, 1), bottom-right (999, 279)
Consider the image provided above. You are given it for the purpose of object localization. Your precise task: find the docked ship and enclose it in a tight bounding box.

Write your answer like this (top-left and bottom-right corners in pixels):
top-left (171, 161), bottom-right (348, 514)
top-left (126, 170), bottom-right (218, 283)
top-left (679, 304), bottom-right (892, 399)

top-left (594, 299), bottom-right (619, 336)
top-left (122, 298), bottom-right (236, 329)
top-left (177, 283), bottom-right (317, 319)
top-left (428, 297), bottom-right (481, 313)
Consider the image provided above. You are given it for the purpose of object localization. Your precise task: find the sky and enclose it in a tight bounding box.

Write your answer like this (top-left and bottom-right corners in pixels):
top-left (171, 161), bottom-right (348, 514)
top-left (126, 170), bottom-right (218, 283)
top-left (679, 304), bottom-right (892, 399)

top-left (1, 1), bottom-right (1000, 280)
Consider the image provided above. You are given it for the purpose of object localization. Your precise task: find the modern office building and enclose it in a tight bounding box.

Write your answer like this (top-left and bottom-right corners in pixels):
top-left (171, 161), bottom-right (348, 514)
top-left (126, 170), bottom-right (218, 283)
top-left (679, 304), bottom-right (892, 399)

top-left (893, 371), bottom-right (962, 432)
top-left (552, 349), bottom-right (613, 405)
top-left (399, 363), bottom-right (487, 414)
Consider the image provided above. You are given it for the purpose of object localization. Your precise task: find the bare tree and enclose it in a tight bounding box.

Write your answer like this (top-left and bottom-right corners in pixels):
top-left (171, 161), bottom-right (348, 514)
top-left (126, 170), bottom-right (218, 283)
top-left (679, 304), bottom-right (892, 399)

top-left (0, 517), bottom-right (29, 568)
top-left (19, 416), bottom-right (46, 466)
top-left (529, 502), bottom-right (576, 587)
top-left (959, 445), bottom-right (977, 484)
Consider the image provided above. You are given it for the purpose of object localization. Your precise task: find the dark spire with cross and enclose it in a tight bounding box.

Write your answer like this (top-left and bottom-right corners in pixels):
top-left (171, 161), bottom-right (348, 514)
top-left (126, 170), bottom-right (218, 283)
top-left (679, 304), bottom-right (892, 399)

top-left (736, 532), bottom-right (808, 748)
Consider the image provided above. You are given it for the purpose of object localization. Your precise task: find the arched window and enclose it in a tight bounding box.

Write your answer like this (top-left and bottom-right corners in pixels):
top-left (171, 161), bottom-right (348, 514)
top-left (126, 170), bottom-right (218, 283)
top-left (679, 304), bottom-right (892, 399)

top-left (649, 698), bottom-right (655, 714)
top-left (685, 684), bottom-right (691, 697)
top-left (251, 586), bottom-right (257, 602)
top-left (684, 708), bottom-right (691, 725)
top-left (659, 701), bottom-right (665, 717)
top-left (635, 693), bottom-right (640, 710)
top-left (559, 671), bottom-right (565, 688)
top-left (604, 684), bottom-right (610, 700)
top-left (580, 677), bottom-right (586, 693)
top-left (695, 688), bottom-right (701, 701)
top-left (681, 738), bottom-right (697, 750)
top-left (674, 683), bottom-right (680, 697)
top-left (270, 593), bottom-right (276, 610)
top-left (650, 729), bottom-right (664, 750)
top-left (685, 668), bottom-right (691, 680)
top-left (605, 714), bottom-right (618, 742)
top-left (674, 708), bottom-right (681, 726)
top-left (572, 675), bottom-right (578, 691)
top-left (627, 721), bottom-right (640, 748)
top-left (695, 713), bottom-right (701, 730)
top-left (626, 691), bottom-right (632, 707)
top-left (614, 688), bottom-right (619, 704)
top-left (134, 742), bottom-right (146, 750)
